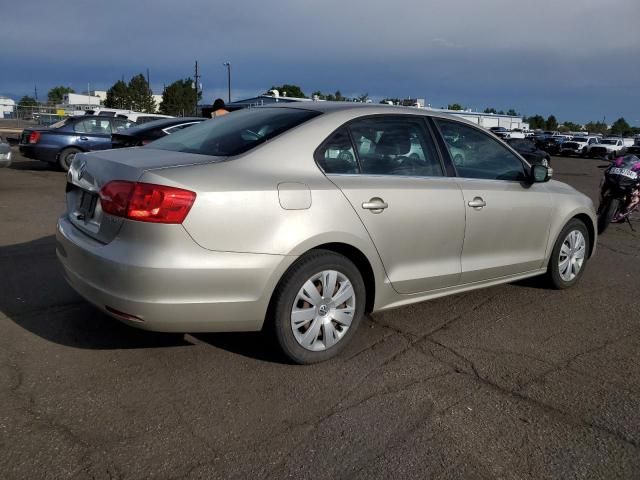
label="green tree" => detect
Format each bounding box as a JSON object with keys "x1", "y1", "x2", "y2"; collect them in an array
[
  {"x1": 128, "y1": 74, "x2": 156, "y2": 113},
  {"x1": 584, "y1": 121, "x2": 608, "y2": 135},
  {"x1": 506, "y1": 109, "x2": 518, "y2": 116},
  {"x1": 483, "y1": 107, "x2": 497, "y2": 114},
  {"x1": 545, "y1": 115, "x2": 558, "y2": 131},
  {"x1": 160, "y1": 78, "x2": 201, "y2": 116},
  {"x1": 562, "y1": 121, "x2": 583, "y2": 132},
  {"x1": 104, "y1": 80, "x2": 130, "y2": 109},
  {"x1": 47, "y1": 86, "x2": 75, "y2": 105},
  {"x1": 524, "y1": 114, "x2": 545, "y2": 130},
  {"x1": 447, "y1": 103, "x2": 464, "y2": 111},
  {"x1": 610, "y1": 117, "x2": 631, "y2": 136},
  {"x1": 269, "y1": 84, "x2": 306, "y2": 98},
  {"x1": 18, "y1": 95, "x2": 38, "y2": 107}
]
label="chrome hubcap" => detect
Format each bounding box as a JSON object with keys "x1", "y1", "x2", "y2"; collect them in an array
[
  {"x1": 559, "y1": 230, "x2": 586, "y2": 282},
  {"x1": 290, "y1": 270, "x2": 356, "y2": 352}
]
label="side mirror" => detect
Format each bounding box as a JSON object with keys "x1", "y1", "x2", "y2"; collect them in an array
[{"x1": 531, "y1": 163, "x2": 551, "y2": 182}]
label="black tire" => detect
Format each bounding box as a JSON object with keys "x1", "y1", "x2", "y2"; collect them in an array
[
  {"x1": 545, "y1": 219, "x2": 590, "y2": 290},
  {"x1": 597, "y1": 197, "x2": 620, "y2": 234},
  {"x1": 269, "y1": 250, "x2": 366, "y2": 364},
  {"x1": 58, "y1": 147, "x2": 81, "y2": 171}
]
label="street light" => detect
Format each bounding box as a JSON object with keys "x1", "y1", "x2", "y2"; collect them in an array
[{"x1": 223, "y1": 62, "x2": 231, "y2": 104}]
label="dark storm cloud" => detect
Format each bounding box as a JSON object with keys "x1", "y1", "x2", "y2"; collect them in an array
[{"x1": 2, "y1": 0, "x2": 639, "y2": 122}]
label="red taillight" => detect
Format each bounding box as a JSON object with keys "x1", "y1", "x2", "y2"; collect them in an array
[
  {"x1": 99, "y1": 181, "x2": 196, "y2": 224},
  {"x1": 29, "y1": 131, "x2": 41, "y2": 144}
]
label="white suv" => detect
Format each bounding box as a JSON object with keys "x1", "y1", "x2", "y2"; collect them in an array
[{"x1": 559, "y1": 136, "x2": 600, "y2": 157}]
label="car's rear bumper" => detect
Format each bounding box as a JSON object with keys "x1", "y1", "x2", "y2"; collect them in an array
[
  {"x1": 56, "y1": 215, "x2": 296, "y2": 332},
  {"x1": 19, "y1": 144, "x2": 58, "y2": 162}
]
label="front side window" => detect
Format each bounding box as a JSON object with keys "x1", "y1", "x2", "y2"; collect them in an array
[
  {"x1": 348, "y1": 116, "x2": 443, "y2": 177},
  {"x1": 149, "y1": 108, "x2": 321, "y2": 157},
  {"x1": 436, "y1": 119, "x2": 526, "y2": 181},
  {"x1": 316, "y1": 127, "x2": 358, "y2": 174}
]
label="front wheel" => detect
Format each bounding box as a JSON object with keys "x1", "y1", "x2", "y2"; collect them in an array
[
  {"x1": 597, "y1": 197, "x2": 620, "y2": 234},
  {"x1": 545, "y1": 219, "x2": 590, "y2": 289},
  {"x1": 270, "y1": 250, "x2": 366, "y2": 364}
]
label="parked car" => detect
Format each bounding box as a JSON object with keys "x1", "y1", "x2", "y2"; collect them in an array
[
  {"x1": 0, "y1": 136, "x2": 11, "y2": 168},
  {"x1": 19, "y1": 115, "x2": 136, "y2": 170},
  {"x1": 506, "y1": 138, "x2": 551, "y2": 166},
  {"x1": 588, "y1": 138, "x2": 627, "y2": 159},
  {"x1": 624, "y1": 145, "x2": 640, "y2": 156},
  {"x1": 489, "y1": 126, "x2": 510, "y2": 139},
  {"x1": 85, "y1": 109, "x2": 173, "y2": 124},
  {"x1": 535, "y1": 137, "x2": 568, "y2": 156},
  {"x1": 559, "y1": 136, "x2": 600, "y2": 157},
  {"x1": 57, "y1": 105, "x2": 596, "y2": 364},
  {"x1": 508, "y1": 128, "x2": 525, "y2": 139},
  {"x1": 111, "y1": 117, "x2": 206, "y2": 148}
]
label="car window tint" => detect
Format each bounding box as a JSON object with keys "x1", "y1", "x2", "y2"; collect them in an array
[
  {"x1": 149, "y1": 108, "x2": 321, "y2": 157},
  {"x1": 348, "y1": 117, "x2": 442, "y2": 177},
  {"x1": 436, "y1": 119, "x2": 525, "y2": 181},
  {"x1": 74, "y1": 118, "x2": 112, "y2": 135},
  {"x1": 316, "y1": 127, "x2": 358, "y2": 174},
  {"x1": 111, "y1": 119, "x2": 136, "y2": 132}
]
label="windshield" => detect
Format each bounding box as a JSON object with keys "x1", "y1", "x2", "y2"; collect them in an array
[{"x1": 148, "y1": 108, "x2": 321, "y2": 156}]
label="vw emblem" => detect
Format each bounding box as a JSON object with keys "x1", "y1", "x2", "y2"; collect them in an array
[
  {"x1": 77, "y1": 160, "x2": 87, "y2": 180},
  {"x1": 318, "y1": 305, "x2": 328, "y2": 316}
]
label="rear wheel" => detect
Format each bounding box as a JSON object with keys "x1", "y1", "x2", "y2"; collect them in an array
[
  {"x1": 597, "y1": 197, "x2": 620, "y2": 234},
  {"x1": 58, "y1": 147, "x2": 81, "y2": 171},
  {"x1": 269, "y1": 250, "x2": 366, "y2": 364},
  {"x1": 545, "y1": 219, "x2": 590, "y2": 289}
]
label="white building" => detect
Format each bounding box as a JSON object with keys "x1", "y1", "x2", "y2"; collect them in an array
[
  {"x1": 63, "y1": 93, "x2": 101, "y2": 107},
  {"x1": 425, "y1": 107, "x2": 527, "y2": 130},
  {"x1": 0, "y1": 96, "x2": 16, "y2": 118},
  {"x1": 152, "y1": 94, "x2": 163, "y2": 112}
]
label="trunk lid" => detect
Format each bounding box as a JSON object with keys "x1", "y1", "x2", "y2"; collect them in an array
[{"x1": 65, "y1": 147, "x2": 222, "y2": 244}]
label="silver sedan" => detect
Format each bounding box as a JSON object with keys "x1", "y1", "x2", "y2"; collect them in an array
[{"x1": 57, "y1": 104, "x2": 596, "y2": 363}]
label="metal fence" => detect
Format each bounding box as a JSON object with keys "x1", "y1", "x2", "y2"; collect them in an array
[{"x1": 0, "y1": 105, "x2": 79, "y2": 129}]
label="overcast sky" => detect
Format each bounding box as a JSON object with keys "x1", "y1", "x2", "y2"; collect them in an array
[{"x1": 1, "y1": 0, "x2": 638, "y2": 123}]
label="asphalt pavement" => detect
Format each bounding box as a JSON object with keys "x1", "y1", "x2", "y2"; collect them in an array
[{"x1": 1, "y1": 151, "x2": 639, "y2": 479}]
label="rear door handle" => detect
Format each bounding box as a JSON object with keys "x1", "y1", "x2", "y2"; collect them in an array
[
  {"x1": 79, "y1": 137, "x2": 89, "y2": 141},
  {"x1": 467, "y1": 197, "x2": 486, "y2": 209},
  {"x1": 362, "y1": 197, "x2": 388, "y2": 213}
]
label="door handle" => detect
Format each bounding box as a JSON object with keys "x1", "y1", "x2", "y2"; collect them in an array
[
  {"x1": 467, "y1": 197, "x2": 486, "y2": 209},
  {"x1": 362, "y1": 197, "x2": 388, "y2": 213},
  {"x1": 79, "y1": 137, "x2": 89, "y2": 141}
]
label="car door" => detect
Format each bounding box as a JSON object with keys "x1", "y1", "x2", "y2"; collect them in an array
[
  {"x1": 317, "y1": 116, "x2": 465, "y2": 294},
  {"x1": 73, "y1": 117, "x2": 113, "y2": 151},
  {"x1": 434, "y1": 118, "x2": 553, "y2": 284}
]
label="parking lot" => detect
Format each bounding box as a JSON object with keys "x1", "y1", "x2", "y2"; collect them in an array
[{"x1": 1, "y1": 150, "x2": 639, "y2": 479}]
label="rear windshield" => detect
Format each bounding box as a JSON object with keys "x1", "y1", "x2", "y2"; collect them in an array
[{"x1": 147, "y1": 108, "x2": 320, "y2": 156}]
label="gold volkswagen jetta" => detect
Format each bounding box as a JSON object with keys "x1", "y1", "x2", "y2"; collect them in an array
[{"x1": 57, "y1": 104, "x2": 596, "y2": 363}]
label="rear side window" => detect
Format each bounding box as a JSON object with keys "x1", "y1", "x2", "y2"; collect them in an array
[
  {"x1": 316, "y1": 128, "x2": 358, "y2": 174},
  {"x1": 149, "y1": 108, "x2": 321, "y2": 157},
  {"x1": 74, "y1": 118, "x2": 112, "y2": 135},
  {"x1": 349, "y1": 116, "x2": 443, "y2": 177}
]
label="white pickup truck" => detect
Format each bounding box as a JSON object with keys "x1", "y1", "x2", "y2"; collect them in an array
[
  {"x1": 559, "y1": 136, "x2": 600, "y2": 157},
  {"x1": 587, "y1": 138, "x2": 627, "y2": 159}
]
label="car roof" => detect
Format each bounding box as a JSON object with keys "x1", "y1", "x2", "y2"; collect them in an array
[{"x1": 247, "y1": 102, "x2": 482, "y2": 124}]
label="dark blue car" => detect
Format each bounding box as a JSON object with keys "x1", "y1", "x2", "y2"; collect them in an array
[{"x1": 19, "y1": 115, "x2": 135, "y2": 170}]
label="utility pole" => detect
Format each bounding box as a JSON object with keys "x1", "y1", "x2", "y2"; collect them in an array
[
  {"x1": 194, "y1": 60, "x2": 201, "y2": 116},
  {"x1": 223, "y1": 61, "x2": 231, "y2": 103},
  {"x1": 146, "y1": 68, "x2": 151, "y2": 92},
  {"x1": 34, "y1": 85, "x2": 38, "y2": 102}
]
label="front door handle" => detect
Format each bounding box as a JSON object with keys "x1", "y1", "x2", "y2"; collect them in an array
[
  {"x1": 79, "y1": 137, "x2": 89, "y2": 141},
  {"x1": 468, "y1": 197, "x2": 486, "y2": 209},
  {"x1": 362, "y1": 197, "x2": 388, "y2": 213}
]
